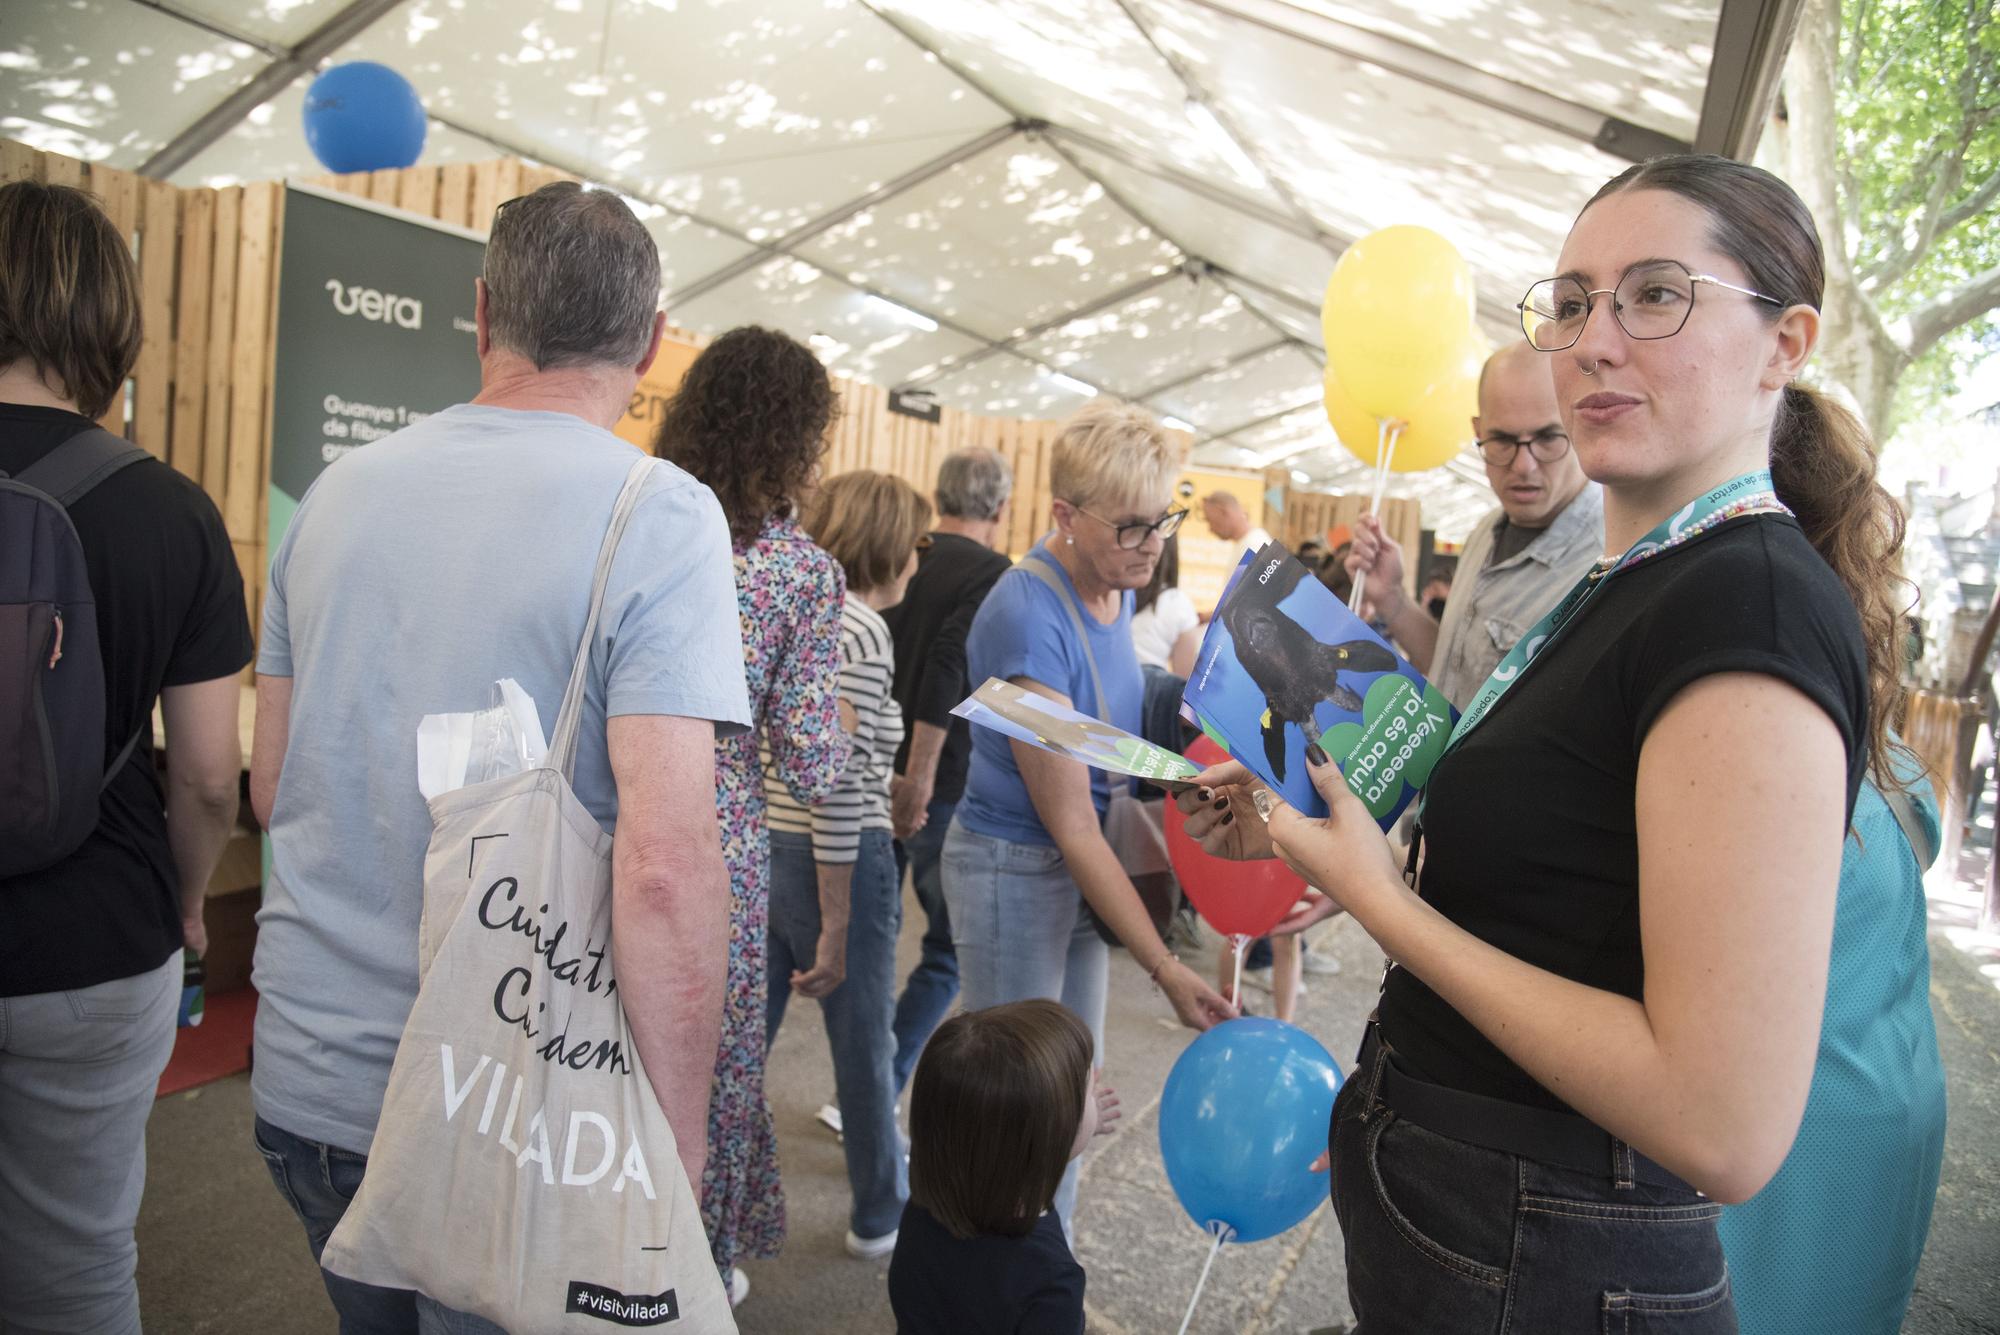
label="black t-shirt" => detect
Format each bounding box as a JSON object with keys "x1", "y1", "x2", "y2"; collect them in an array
[
  {"x1": 1489, "y1": 516, "x2": 1544, "y2": 566},
  {"x1": 884, "y1": 532, "x2": 1012, "y2": 805},
  {"x1": 1384, "y1": 515, "x2": 1868, "y2": 1110},
  {"x1": 0, "y1": 405, "x2": 254, "y2": 996},
  {"x1": 888, "y1": 1202, "x2": 1085, "y2": 1335}
]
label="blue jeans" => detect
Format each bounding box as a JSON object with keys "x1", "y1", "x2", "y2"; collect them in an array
[
  {"x1": 1329, "y1": 1034, "x2": 1736, "y2": 1333},
  {"x1": 766, "y1": 827, "x2": 908, "y2": 1240},
  {"x1": 891, "y1": 796, "x2": 960, "y2": 1093},
  {"x1": 252, "y1": 1116, "x2": 503, "y2": 1335},
  {"x1": 940, "y1": 819, "x2": 1107, "y2": 1234}
]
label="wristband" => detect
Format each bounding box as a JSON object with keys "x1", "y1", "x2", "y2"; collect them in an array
[{"x1": 1148, "y1": 952, "x2": 1177, "y2": 986}]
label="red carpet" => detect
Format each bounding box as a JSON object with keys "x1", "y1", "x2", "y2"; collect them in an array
[{"x1": 158, "y1": 988, "x2": 257, "y2": 1098}]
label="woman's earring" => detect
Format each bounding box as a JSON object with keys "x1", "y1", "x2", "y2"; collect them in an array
[{"x1": 1067, "y1": 536, "x2": 1074, "y2": 546}]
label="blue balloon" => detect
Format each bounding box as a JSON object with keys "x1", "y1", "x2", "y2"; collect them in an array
[
  {"x1": 1158, "y1": 1018, "x2": 1343, "y2": 1243},
  {"x1": 303, "y1": 62, "x2": 427, "y2": 174}
]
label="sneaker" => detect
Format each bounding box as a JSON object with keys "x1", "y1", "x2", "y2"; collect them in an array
[
  {"x1": 846, "y1": 1228, "x2": 899, "y2": 1261},
  {"x1": 727, "y1": 1267, "x2": 749, "y2": 1307},
  {"x1": 816, "y1": 1103, "x2": 844, "y2": 1137},
  {"x1": 1301, "y1": 945, "x2": 1342, "y2": 976}
]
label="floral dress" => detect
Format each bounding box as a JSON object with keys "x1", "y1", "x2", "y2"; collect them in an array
[{"x1": 701, "y1": 514, "x2": 849, "y2": 1275}]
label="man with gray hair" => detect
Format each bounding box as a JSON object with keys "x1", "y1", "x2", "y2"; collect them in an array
[
  {"x1": 883, "y1": 446, "x2": 1012, "y2": 1091},
  {"x1": 248, "y1": 182, "x2": 750, "y2": 1330}
]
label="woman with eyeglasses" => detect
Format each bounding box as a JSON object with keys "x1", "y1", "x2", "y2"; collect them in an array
[
  {"x1": 1177, "y1": 154, "x2": 1911, "y2": 1329},
  {"x1": 945, "y1": 401, "x2": 1238, "y2": 1239}
]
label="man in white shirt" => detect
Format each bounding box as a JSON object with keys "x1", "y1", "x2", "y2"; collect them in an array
[{"x1": 1201, "y1": 490, "x2": 1274, "y2": 564}]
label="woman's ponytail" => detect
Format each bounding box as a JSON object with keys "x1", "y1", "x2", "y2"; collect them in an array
[{"x1": 1769, "y1": 381, "x2": 1912, "y2": 788}]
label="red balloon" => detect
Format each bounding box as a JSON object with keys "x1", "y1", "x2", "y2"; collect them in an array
[{"x1": 1166, "y1": 736, "x2": 1307, "y2": 938}]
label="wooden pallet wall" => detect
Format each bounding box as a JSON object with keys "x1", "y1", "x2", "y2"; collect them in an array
[
  {"x1": 1272, "y1": 481, "x2": 1424, "y2": 597},
  {"x1": 1, "y1": 142, "x2": 284, "y2": 649}
]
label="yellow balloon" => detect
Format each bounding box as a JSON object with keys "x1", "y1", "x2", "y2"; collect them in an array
[
  {"x1": 1322, "y1": 225, "x2": 1476, "y2": 419},
  {"x1": 1324, "y1": 329, "x2": 1487, "y2": 474},
  {"x1": 1321, "y1": 361, "x2": 1380, "y2": 462}
]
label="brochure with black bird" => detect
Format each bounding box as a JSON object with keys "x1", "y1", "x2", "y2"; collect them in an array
[{"x1": 1182, "y1": 541, "x2": 1459, "y2": 827}]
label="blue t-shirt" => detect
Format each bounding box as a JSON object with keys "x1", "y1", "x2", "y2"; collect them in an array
[
  {"x1": 956, "y1": 544, "x2": 1144, "y2": 848},
  {"x1": 252, "y1": 404, "x2": 752, "y2": 1154}
]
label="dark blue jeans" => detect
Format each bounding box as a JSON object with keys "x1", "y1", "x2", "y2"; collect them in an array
[
  {"x1": 252, "y1": 1116, "x2": 502, "y2": 1335},
  {"x1": 891, "y1": 797, "x2": 959, "y2": 1093},
  {"x1": 1329, "y1": 1037, "x2": 1736, "y2": 1333},
  {"x1": 766, "y1": 827, "x2": 908, "y2": 1240}
]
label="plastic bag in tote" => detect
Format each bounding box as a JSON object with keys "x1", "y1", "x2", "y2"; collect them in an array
[{"x1": 321, "y1": 458, "x2": 736, "y2": 1332}]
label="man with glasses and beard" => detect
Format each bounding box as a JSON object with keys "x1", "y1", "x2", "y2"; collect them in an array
[{"x1": 1345, "y1": 341, "x2": 1603, "y2": 710}]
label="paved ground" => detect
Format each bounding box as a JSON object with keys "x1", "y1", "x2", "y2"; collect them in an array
[{"x1": 134, "y1": 847, "x2": 2000, "y2": 1333}]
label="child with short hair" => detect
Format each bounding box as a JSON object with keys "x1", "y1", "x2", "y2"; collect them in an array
[{"x1": 888, "y1": 1000, "x2": 1119, "y2": 1334}]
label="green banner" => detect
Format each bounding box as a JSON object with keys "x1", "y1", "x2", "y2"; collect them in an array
[{"x1": 267, "y1": 185, "x2": 486, "y2": 550}]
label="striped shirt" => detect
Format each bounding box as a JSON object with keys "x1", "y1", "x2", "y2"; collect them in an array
[{"x1": 765, "y1": 595, "x2": 902, "y2": 864}]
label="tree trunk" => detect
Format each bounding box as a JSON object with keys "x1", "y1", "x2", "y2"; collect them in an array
[{"x1": 1784, "y1": 0, "x2": 1908, "y2": 435}]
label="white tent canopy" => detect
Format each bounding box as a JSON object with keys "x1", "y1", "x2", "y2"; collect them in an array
[{"x1": 4, "y1": 0, "x2": 1798, "y2": 539}]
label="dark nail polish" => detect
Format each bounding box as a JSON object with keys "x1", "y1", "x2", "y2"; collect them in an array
[
  {"x1": 1212, "y1": 797, "x2": 1229, "y2": 811},
  {"x1": 1221, "y1": 811, "x2": 1234, "y2": 826},
  {"x1": 1197, "y1": 787, "x2": 1213, "y2": 803},
  {"x1": 1306, "y1": 742, "x2": 1330, "y2": 768}
]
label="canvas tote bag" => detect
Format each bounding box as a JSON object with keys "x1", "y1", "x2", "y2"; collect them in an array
[{"x1": 322, "y1": 458, "x2": 735, "y2": 1332}]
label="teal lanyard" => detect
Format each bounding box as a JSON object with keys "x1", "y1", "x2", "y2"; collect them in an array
[{"x1": 1436, "y1": 470, "x2": 1791, "y2": 771}]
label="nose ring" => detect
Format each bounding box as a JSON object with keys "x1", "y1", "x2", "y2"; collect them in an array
[{"x1": 1579, "y1": 360, "x2": 1599, "y2": 376}]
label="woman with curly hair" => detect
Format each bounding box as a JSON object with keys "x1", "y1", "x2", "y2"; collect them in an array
[{"x1": 654, "y1": 325, "x2": 850, "y2": 1306}]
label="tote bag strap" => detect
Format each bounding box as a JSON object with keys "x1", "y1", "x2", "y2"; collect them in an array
[
  {"x1": 1880, "y1": 781, "x2": 1937, "y2": 872},
  {"x1": 1019, "y1": 553, "x2": 1132, "y2": 799},
  {"x1": 548, "y1": 456, "x2": 660, "y2": 780}
]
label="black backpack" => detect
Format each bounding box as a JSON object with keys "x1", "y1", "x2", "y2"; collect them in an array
[{"x1": 0, "y1": 426, "x2": 151, "y2": 877}]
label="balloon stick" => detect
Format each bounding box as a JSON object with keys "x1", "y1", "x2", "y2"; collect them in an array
[
  {"x1": 1349, "y1": 418, "x2": 1402, "y2": 613},
  {"x1": 1177, "y1": 1222, "x2": 1234, "y2": 1335},
  {"x1": 1229, "y1": 933, "x2": 1250, "y2": 1010}
]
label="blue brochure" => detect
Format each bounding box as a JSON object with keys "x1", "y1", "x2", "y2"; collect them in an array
[{"x1": 1182, "y1": 542, "x2": 1458, "y2": 826}]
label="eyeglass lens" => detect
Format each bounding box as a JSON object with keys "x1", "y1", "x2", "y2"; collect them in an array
[
  {"x1": 1115, "y1": 508, "x2": 1187, "y2": 549},
  {"x1": 1520, "y1": 261, "x2": 1697, "y2": 351},
  {"x1": 1477, "y1": 431, "x2": 1570, "y2": 465}
]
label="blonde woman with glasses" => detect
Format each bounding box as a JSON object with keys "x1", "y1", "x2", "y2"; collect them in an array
[{"x1": 944, "y1": 402, "x2": 1237, "y2": 1240}]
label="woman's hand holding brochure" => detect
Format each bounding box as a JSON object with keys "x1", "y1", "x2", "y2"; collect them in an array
[{"x1": 1174, "y1": 752, "x2": 1407, "y2": 934}]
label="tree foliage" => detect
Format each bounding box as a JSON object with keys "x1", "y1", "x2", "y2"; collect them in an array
[{"x1": 1782, "y1": 0, "x2": 2000, "y2": 435}]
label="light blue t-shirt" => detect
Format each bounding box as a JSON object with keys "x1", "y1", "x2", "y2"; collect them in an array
[
  {"x1": 957, "y1": 544, "x2": 1144, "y2": 848},
  {"x1": 251, "y1": 403, "x2": 751, "y2": 1154}
]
